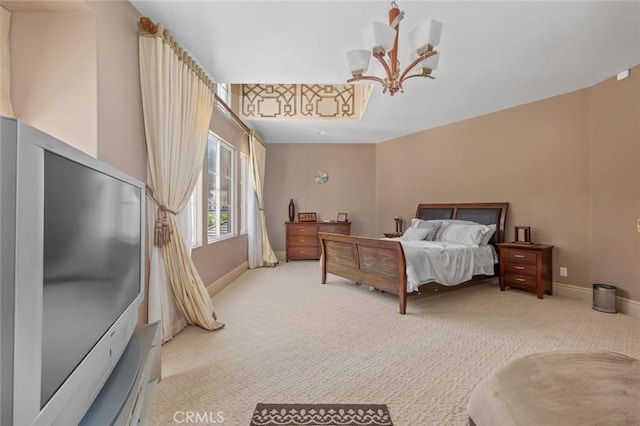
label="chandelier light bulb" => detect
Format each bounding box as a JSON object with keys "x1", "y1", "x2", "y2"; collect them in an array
[
  {"x1": 363, "y1": 22, "x2": 396, "y2": 56},
  {"x1": 408, "y1": 19, "x2": 443, "y2": 55}
]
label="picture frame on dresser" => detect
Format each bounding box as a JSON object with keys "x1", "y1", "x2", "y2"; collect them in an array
[
  {"x1": 298, "y1": 212, "x2": 317, "y2": 222},
  {"x1": 337, "y1": 213, "x2": 348, "y2": 222}
]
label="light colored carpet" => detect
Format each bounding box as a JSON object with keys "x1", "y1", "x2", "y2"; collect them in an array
[{"x1": 150, "y1": 261, "x2": 640, "y2": 426}]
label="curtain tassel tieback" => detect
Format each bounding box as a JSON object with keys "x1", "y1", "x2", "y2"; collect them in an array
[{"x1": 153, "y1": 205, "x2": 177, "y2": 247}]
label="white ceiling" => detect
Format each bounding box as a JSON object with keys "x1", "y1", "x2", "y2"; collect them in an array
[{"x1": 130, "y1": 1, "x2": 640, "y2": 144}]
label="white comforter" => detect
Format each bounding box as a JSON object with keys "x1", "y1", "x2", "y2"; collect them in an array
[{"x1": 389, "y1": 239, "x2": 498, "y2": 292}]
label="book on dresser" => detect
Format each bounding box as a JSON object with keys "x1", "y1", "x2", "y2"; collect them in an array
[{"x1": 285, "y1": 221, "x2": 351, "y2": 261}]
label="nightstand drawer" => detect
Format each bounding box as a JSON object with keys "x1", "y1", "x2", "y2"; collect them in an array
[
  {"x1": 504, "y1": 273, "x2": 537, "y2": 289},
  {"x1": 288, "y1": 236, "x2": 318, "y2": 247},
  {"x1": 504, "y1": 262, "x2": 537, "y2": 276},
  {"x1": 319, "y1": 224, "x2": 349, "y2": 234},
  {"x1": 503, "y1": 249, "x2": 537, "y2": 264}
]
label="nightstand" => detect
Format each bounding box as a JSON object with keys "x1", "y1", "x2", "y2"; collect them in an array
[{"x1": 497, "y1": 243, "x2": 554, "y2": 299}]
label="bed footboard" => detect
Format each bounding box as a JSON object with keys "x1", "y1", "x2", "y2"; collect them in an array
[{"x1": 318, "y1": 232, "x2": 408, "y2": 314}]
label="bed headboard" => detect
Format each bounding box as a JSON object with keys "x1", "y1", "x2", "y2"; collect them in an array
[{"x1": 414, "y1": 203, "x2": 509, "y2": 244}]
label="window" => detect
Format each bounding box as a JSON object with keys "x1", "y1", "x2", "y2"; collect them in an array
[
  {"x1": 207, "y1": 133, "x2": 235, "y2": 242},
  {"x1": 188, "y1": 172, "x2": 203, "y2": 248},
  {"x1": 216, "y1": 83, "x2": 230, "y2": 116},
  {"x1": 240, "y1": 153, "x2": 249, "y2": 234}
]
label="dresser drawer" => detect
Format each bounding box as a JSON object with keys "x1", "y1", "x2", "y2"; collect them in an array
[
  {"x1": 503, "y1": 249, "x2": 537, "y2": 264},
  {"x1": 504, "y1": 273, "x2": 537, "y2": 290},
  {"x1": 504, "y1": 262, "x2": 537, "y2": 276},
  {"x1": 288, "y1": 246, "x2": 319, "y2": 259},
  {"x1": 288, "y1": 235, "x2": 318, "y2": 247},
  {"x1": 288, "y1": 224, "x2": 318, "y2": 236},
  {"x1": 319, "y1": 224, "x2": 350, "y2": 234}
]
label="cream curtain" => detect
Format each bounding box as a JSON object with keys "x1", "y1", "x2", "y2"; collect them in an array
[
  {"x1": 247, "y1": 166, "x2": 262, "y2": 268},
  {"x1": 0, "y1": 6, "x2": 15, "y2": 117},
  {"x1": 138, "y1": 20, "x2": 222, "y2": 342},
  {"x1": 146, "y1": 198, "x2": 189, "y2": 341},
  {"x1": 248, "y1": 130, "x2": 278, "y2": 268}
]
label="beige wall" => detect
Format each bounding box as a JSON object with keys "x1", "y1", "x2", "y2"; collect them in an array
[
  {"x1": 377, "y1": 90, "x2": 591, "y2": 287},
  {"x1": 264, "y1": 143, "x2": 377, "y2": 253},
  {"x1": 191, "y1": 106, "x2": 250, "y2": 287},
  {"x1": 588, "y1": 68, "x2": 640, "y2": 300},
  {"x1": 87, "y1": 0, "x2": 146, "y2": 182},
  {"x1": 10, "y1": 9, "x2": 97, "y2": 156},
  {"x1": 7, "y1": 0, "x2": 144, "y2": 179}
]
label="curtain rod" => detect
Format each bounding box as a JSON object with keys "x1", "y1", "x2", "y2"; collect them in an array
[
  {"x1": 215, "y1": 93, "x2": 267, "y2": 148},
  {"x1": 214, "y1": 93, "x2": 249, "y2": 136}
]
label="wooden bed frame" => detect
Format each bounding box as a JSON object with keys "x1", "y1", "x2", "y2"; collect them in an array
[{"x1": 318, "y1": 203, "x2": 509, "y2": 314}]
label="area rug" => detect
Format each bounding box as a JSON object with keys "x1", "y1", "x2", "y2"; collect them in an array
[{"x1": 250, "y1": 403, "x2": 393, "y2": 426}]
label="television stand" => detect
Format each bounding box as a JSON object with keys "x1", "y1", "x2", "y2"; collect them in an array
[{"x1": 80, "y1": 322, "x2": 160, "y2": 425}]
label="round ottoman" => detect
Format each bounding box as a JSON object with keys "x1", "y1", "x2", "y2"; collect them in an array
[{"x1": 467, "y1": 350, "x2": 640, "y2": 426}]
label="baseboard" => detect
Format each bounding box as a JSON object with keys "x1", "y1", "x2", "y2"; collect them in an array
[
  {"x1": 553, "y1": 283, "x2": 592, "y2": 303},
  {"x1": 206, "y1": 261, "x2": 248, "y2": 298},
  {"x1": 618, "y1": 297, "x2": 640, "y2": 320},
  {"x1": 554, "y1": 282, "x2": 640, "y2": 319}
]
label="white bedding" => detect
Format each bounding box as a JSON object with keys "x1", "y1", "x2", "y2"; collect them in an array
[{"x1": 388, "y1": 238, "x2": 498, "y2": 292}]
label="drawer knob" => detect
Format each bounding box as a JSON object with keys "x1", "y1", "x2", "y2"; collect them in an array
[
  {"x1": 515, "y1": 278, "x2": 525, "y2": 282},
  {"x1": 514, "y1": 254, "x2": 525, "y2": 258},
  {"x1": 514, "y1": 266, "x2": 525, "y2": 270}
]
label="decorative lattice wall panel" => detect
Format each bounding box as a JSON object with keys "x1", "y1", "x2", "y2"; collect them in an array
[{"x1": 240, "y1": 84, "x2": 371, "y2": 120}]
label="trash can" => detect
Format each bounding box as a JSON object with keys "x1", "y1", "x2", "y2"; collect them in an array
[{"x1": 592, "y1": 284, "x2": 617, "y2": 313}]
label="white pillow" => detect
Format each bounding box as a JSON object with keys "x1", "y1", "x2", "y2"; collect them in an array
[
  {"x1": 423, "y1": 227, "x2": 439, "y2": 241},
  {"x1": 401, "y1": 226, "x2": 431, "y2": 241},
  {"x1": 434, "y1": 219, "x2": 478, "y2": 240},
  {"x1": 410, "y1": 219, "x2": 441, "y2": 241},
  {"x1": 479, "y1": 224, "x2": 497, "y2": 245},
  {"x1": 411, "y1": 218, "x2": 442, "y2": 229},
  {"x1": 438, "y1": 223, "x2": 490, "y2": 246}
]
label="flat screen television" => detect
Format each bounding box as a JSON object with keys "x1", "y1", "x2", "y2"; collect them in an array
[{"x1": 1, "y1": 117, "x2": 145, "y2": 425}]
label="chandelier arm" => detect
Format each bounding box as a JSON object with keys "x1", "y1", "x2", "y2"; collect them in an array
[
  {"x1": 346, "y1": 75, "x2": 386, "y2": 85},
  {"x1": 401, "y1": 74, "x2": 436, "y2": 84},
  {"x1": 347, "y1": 75, "x2": 388, "y2": 92},
  {"x1": 373, "y1": 52, "x2": 393, "y2": 81},
  {"x1": 398, "y1": 50, "x2": 438, "y2": 84}
]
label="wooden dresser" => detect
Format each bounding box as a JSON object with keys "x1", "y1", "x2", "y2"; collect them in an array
[
  {"x1": 497, "y1": 242, "x2": 554, "y2": 299},
  {"x1": 285, "y1": 221, "x2": 351, "y2": 261}
]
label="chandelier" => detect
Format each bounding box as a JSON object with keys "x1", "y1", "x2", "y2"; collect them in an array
[{"x1": 344, "y1": 1, "x2": 442, "y2": 96}]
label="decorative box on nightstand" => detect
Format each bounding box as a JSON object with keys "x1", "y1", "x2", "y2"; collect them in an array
[
  {"x1": 497, "y1": 242, "x2": 554, "y2": 299},
  {"x1": 383, "y1": 232, "x2": 403, "y2": 238}
]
